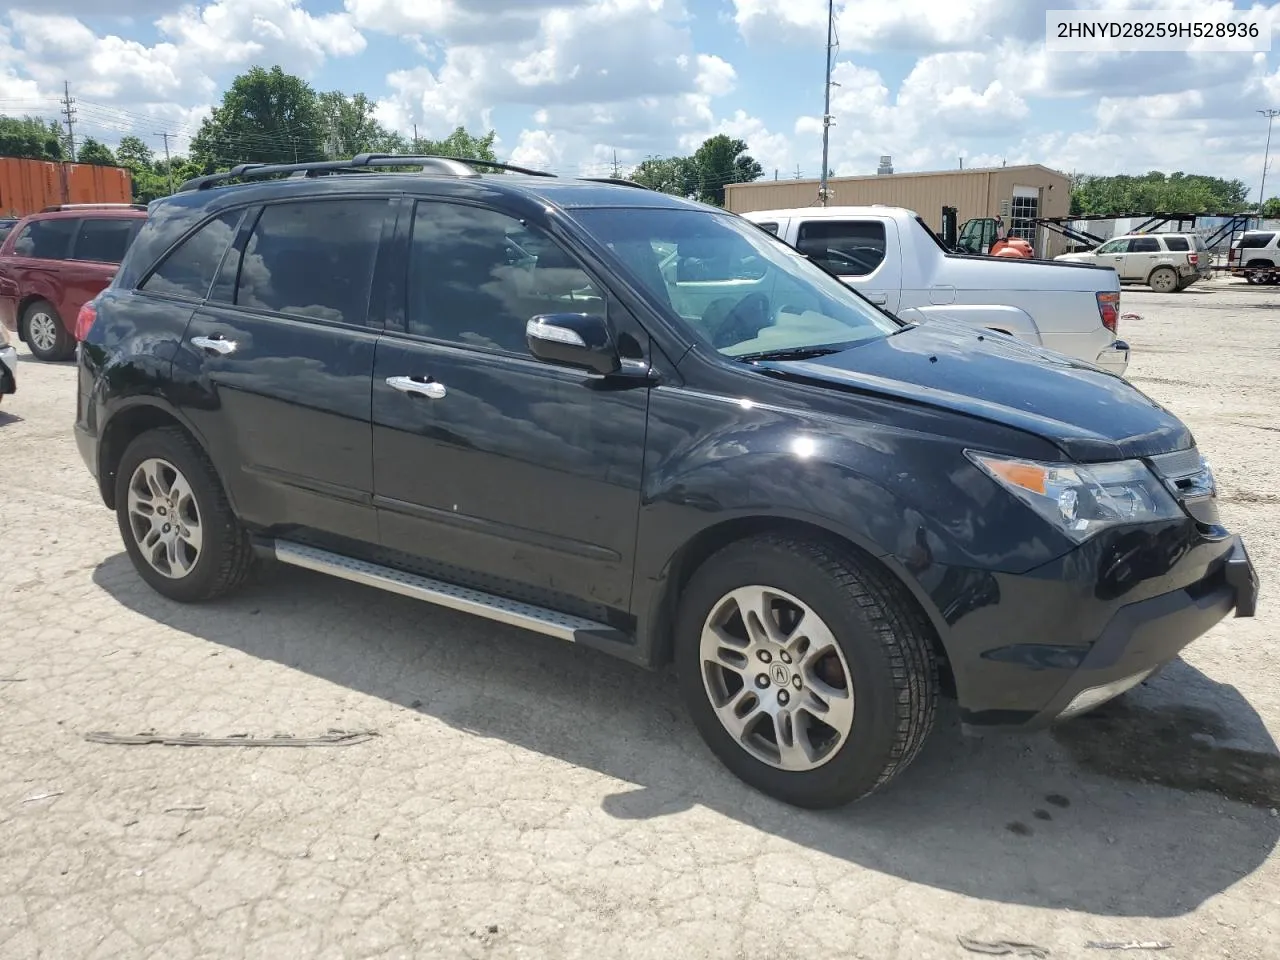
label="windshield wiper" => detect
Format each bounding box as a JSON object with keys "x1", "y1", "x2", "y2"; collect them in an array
[{"x1": 734, "y1": 345, "x2": 849, "y2": 363}]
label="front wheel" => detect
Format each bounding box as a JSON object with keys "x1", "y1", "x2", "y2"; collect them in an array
[
  {"x1": 21, "y1": 300, "x2": 75, "y2": 361},
  {"x1": 675, "y1": 535, "x2": 939, "y2": 809}
]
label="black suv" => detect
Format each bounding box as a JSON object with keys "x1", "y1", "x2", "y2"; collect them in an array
[{"x1": 74, "y1": 154, "x2": 1258, "y2": 808}]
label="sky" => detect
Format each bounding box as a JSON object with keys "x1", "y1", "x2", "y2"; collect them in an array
[{"x1": 3, "y1": 0, "x2": 1280, "y2": 198}]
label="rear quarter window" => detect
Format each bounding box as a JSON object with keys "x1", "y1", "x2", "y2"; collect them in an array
[
  {"x1": 1239, "y1": 233, "x2": 1276, "y2": 249},
  {"x1": 72, "y1": 218, "x2": 139, "y2": 264},
  {"x1": 1161, "y1": 236, "x2": 1190, "y2": 251}
]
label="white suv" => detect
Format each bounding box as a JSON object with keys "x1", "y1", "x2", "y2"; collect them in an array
[
  {"x1": 1227, "y1": 231, "x2": 1280, "y2": 284},
  {"x1": 1055, "y1": 232, "x2": 1212, "y2": 293}
]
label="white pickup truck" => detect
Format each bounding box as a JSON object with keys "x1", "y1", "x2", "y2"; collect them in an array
[{"x1": 740, "y1": 206, "x2": 1130, "y2": 375}]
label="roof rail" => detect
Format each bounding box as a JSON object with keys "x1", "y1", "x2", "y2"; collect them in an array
[
  {"x1": 41, "y1": 203, "x2": 148, "y2": 212},
  {"x1": 580, "y1": 177, "x2": 651, "y2": 191},
  {"x1": 177, "y1": 153, "x2": 558, "y2": 193}
]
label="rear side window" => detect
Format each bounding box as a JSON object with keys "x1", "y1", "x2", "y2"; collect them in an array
[
  {"x1": 1129, "y1": 237, "x2": 1160, "y2": 253},
  {"x1": 11, "y1": 218, "x2": 77, "y2": 260},
  {"x1": 0, "y1": 222, "x2": 16, "y2": 243},
  {"x1": 795, "y1": 220, "x2": 886, "y2": 276},
  {"x1": 72, "y1": 218, "x2": 138, "y2": 264},
  {"x1": 755, "y1": 221, "x2": 779, "y2": 236},
  {"x1": 233, "y1": 199, "x2": 387, "y2": 325},
  {"x1": 141, "y1": 210, "x2": 243, "y2": 300},
  {"x1": 1240, "y1": 233, "x2": 1275, "y2": 248},
  {"x1": 1162, "y1": 236, "x2": 1190, "y2": 251}
]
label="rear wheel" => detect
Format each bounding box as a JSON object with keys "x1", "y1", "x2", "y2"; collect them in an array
[
  {"x1": 1147, "y1": 267, "x2": 1180, "y2": 293},
  {"x1": 21, "y1": 300, "x2": 75, "y2": 361},
  {"x1": 115, "y1": 427, "x2": 254, "y2": 603},
  {"x1": 675, "y1": 534, "x2": 939, "y2": 809}
]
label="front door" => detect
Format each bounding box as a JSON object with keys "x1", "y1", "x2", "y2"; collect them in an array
[
  {"x1": 791, "y1": 216, "x2": 902, "y2": 312},
  {"x1": 371, "y1": 198, "x2": 650, "y2": 613},
  {"x1": 1122, "y1": 236, "x2": 1162, "y2": 281},
  {"x1": 177, "y1": 196, "x2": 394, "y2": 544}
]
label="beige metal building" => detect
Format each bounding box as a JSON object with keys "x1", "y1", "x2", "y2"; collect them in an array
[{"x1": 724, "y1": 163, "x2": 1074, "y2": 257}]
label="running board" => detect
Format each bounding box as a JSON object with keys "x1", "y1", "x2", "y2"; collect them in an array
[{"x1": 269, "y1": 540, "x2": 624, "y2": 644}]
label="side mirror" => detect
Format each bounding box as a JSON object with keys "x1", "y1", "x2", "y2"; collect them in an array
[{"x1": 526, "y1": 313, "x2": 620, "y2": 376}]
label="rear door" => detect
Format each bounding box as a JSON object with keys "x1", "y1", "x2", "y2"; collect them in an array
[
  {"x1": 177, "y1": 196, "x2": 393, "y2": 545},
  {"x1": 792, "y1": 217, "x2": 901, "y2": 311},
  {"x1": 63, "y1": 216, "x2": 140, "y2": 330}
]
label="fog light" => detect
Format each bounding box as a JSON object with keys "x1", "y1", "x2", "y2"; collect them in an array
[{"x1": 1058, "y1": 667, "x2": 1156, "y2": 720}]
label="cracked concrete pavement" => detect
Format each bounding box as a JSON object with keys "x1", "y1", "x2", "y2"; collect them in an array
[{"x1": 1, "y1": 279, "x2": 1278, "y2": 959}]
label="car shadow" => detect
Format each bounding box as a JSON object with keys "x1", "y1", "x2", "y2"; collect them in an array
[
  {"x1": 92, "y1": 553, "x2": 1280, "y2": 918},
  {"x1": 0, "y1": 409, "x2": 22, "y2": 426}
]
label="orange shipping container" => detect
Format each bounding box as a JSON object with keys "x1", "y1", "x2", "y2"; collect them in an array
[{"x1": 0, "y1": 156, "x2": 133, "y2": 218}]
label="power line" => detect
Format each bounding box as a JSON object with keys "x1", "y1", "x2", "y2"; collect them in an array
[{"x1": 60, "y1": 81, "x2": 77, "y2": 162}]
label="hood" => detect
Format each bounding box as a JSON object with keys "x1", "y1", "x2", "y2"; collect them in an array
[{"x1": 757, "y1": 320, "x2": 1192, "y2": 462}]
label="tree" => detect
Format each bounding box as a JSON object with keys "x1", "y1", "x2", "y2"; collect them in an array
[
  {"x1": 318, "y1": 90, "x2": 386, "y2": 158},
  {"x1": 687, "y1": 134, "x2": 763, "y2": 206},
  {"x1": 411, "y1": 126, "x2": 498, "y2": 163},
  {"x1": 1070, "y1": 171, "x2": 1250, "y2": 216},
  {"x1": 630, "y1": 155, "x2": 694, "y2": 196},
  {"x1": 190, "y1": 65, "x2": 326, "y2": 171},
  {"x1": 1261, "y1": 197, "x2": 1280, "y2": 219},
  {"x1": 0, "y1": 115, "x2": 64, "y2": 160},
  {"x1": 115, "y1": 136, "x2": 154, "y2": 172},
  {"x1": 77, "y1": 138, "x2": 117, "y2": 166}
]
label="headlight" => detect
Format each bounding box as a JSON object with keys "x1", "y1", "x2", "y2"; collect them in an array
[{"x1": 966, "y1": 451, "x2": 1183, "y2": 542}]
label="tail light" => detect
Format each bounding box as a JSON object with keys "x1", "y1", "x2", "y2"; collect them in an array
[
  {"x1": 1187, "y1": 252, "x2": 1199, "y2": 266},
  {"x1": 1096, "y1": 291, "x2": 1120, "y2": 333},
  {"x1": 74, "y1": 301, "x2": 97, "y2": 342}
]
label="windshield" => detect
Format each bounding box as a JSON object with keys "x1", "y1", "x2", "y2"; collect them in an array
[{"x1": 571, "y1": 207, "x2": 900, "y2": 358}]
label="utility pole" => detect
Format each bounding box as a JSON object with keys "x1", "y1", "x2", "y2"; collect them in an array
[
  {"x1": 1257, "y1": 109, "x2": 1279, "y2": 226},
  {"x1": 794, "y1": 164, "x2": 802, "y2": 180},
  {"x1": 60, "y1": 81, "x2": 77, "y2": 162},
  {"x1": 612, "y1": 150, "x2": 620, "y2": 178},
  {"x1": 413, "y1": 123, "x2": 418, "y2": 151},
  {"x1": 818, "y1": 0, "x2": 835, "y2": 206},
  {"x1": 155, "y1": 131, "x2": 174, "y2": 195}
]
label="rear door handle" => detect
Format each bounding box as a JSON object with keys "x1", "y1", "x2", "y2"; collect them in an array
[
  {"x1": 386, "y1": 375, "x2": 446, "y2": 399},
  {"x1": 191, "y1": 335, "x2": 237, "y2": 356},
  {"x1": 867, "y1": 293, "x2": 888, "y2": 305}
]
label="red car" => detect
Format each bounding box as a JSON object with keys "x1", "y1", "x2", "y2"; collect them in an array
[{"x1": 0, "y1": 204, "x2": 147, "y2": 361}]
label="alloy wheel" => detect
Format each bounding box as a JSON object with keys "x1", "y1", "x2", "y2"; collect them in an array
[
  {"x1": 699, "y1": 585, "x2": 855, "y2": 772},
  {"x1": 126, "y1": 457, "x2": 204, "y2": 579}
]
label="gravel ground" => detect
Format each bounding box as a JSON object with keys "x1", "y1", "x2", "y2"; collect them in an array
[{"x1": 1, "y1": 278, "x2": 1277, "y2": 960}]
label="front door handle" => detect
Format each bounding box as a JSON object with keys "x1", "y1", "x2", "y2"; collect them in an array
[
  {"x1": 191, "y1": 335, "x2": 237, "y2": 356},
  {"x1": 386, "y1": 375, "x2": 446, "y2": 399}
]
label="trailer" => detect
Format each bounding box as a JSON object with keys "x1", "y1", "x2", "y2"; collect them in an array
[{"x1": 0, "y1": 157, "x2": 133, "y2": 219}]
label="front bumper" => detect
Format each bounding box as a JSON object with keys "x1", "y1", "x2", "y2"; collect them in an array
[
  {"x1": 1092, "y1": 339, "x2": 1130, "y2": 376},
  {"x1": 936, "y1": 529, "x2": 1258, "y2": 732},
  {"x1": 0, "y1": 344, "x2": 16, "y2": 396}
]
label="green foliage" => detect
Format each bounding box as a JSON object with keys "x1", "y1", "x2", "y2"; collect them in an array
[
  {"x1": 77, "y1": 138, "x2": 117, "y2": 166},
  {"x1": 190, "y1": 65, "x2": 327, "y2": 171},
  {"x1": 319, "y1": 90, "x2": 386, "y2": 158},
  {"x1": 630, "y1": 155, "x2": 694, "y2": 196},
  {"x1": 628, "y1": 136, "x2": 764, "y2": 206},
  {"x1": 1261, "y1": 197, "x2": 1280, "y2": 218},
  {"x1": 0, "y1": 115, "x2": 65, "y2": 160},
  {"x1": 115, "y1": 136, "x2": 154, "y2": 172},
  {"x1": 411, "y1": 126, "x2": 498, "y2": 163},
  {"x1": 1070, "y1": 171, "x2": 1250, "y2": 216}
]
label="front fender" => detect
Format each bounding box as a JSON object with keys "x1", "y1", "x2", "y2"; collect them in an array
[{"x1": 899, "y1": 303, "x2": 1042, "y2": 344}]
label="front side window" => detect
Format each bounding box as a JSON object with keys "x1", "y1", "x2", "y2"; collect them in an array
[
  {"x1": 234, "y1": 199, "x2": 387, "y2": 325},
  {"x1": 12, "y1": 218, "x2": 77, "y2": 260},
  {"x1": 1095, "y1": 239, "x2": 1129, "y2": 254},
  {"x1": 795, "y1": 220, "x2": 887, "y2": 276},
  {"x1": 1161, "y1": 236, "x2": 1190, "y2": 252},
  {"x1": 406, "y1": 201, "x2": 604, "y2": 353},
  {"x1": 141, "y1": 210, "x2": 242, "y2": 300},
  {"x1": 1130, "y1": 237, "x2": 1160, "y2": 253},
  {"x1": 571, "y1": 206, "x2": 899, "y2": 358},
  {"x1": 72, "y1": 218, "x2": 138, "y2": 264}
]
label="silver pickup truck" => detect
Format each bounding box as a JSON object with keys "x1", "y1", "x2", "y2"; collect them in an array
[{"x1": 741, "y1": 206, "x2": 1130, "y2": 376}]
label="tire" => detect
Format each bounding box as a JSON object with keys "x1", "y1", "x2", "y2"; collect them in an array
[
  {"x1": 1147, "y1": 267, "x2": 1180, "y2": 293},
  {"x1": 21, "y1": 300, "x2": 75, "y2": 362},
  {"x1": 1246, "y1": 261, "x2": 1272, "y2": 285},
  {"x1": 114, "y1": 426, "x2": 254, "y2": 603},
  {"x1": 674, "y1": 534, "x2": 939, "y2": 809}
]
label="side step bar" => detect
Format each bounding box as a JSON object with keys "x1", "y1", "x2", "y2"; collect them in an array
[{"x1": 270, "y1": 540, "x2": 625, "y2": 645}]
